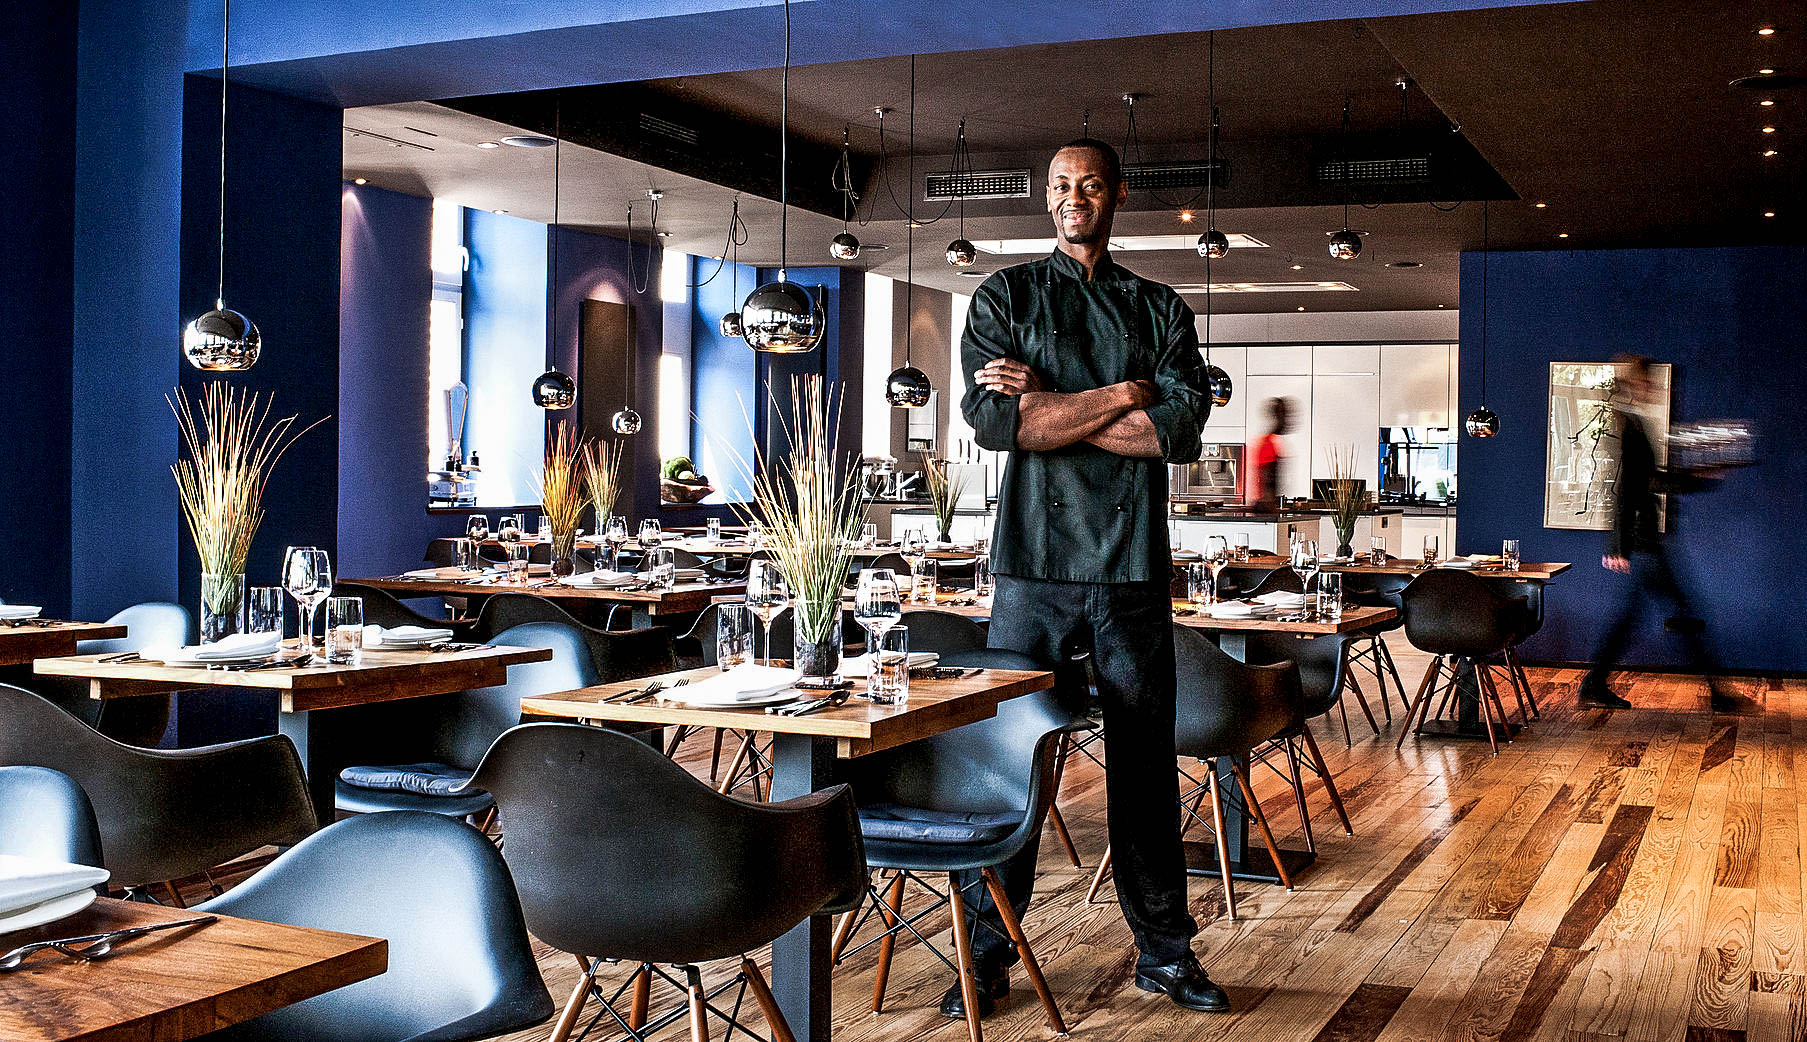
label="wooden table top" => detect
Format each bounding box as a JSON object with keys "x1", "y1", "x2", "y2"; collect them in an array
[
  {"x1": 1199, "y1": 554, "x2": 1572, "y2": 580},
  {"x1": 0, "y1": 622, "x2": 129, "y2": 668},
  {"x1": 522, "y1": 663, "x2": 1054, "y2": 758},
  {"x1": 851, "y1": 595, "x2": 1396, "y2": 635},
  {"x1": 348, "y1": 573, "x2": 743, "y2": 615},
  {"x1": 0, "y1": 897, "x2": 385, "y2": 1042},
  {"x1": 34, "y1": 640, "x2": 551, "y2": 713}
]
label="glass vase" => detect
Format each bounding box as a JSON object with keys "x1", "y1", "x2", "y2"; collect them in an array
[
  {"x1": 792, "y1": 610, "x2": 843, "y2": 680},
  {"x1": 550, "y1": 527, "x2": 579, "y2": 577},
  {"x1": 200, "y1": 571, "x2": 246, "y2": 644}
]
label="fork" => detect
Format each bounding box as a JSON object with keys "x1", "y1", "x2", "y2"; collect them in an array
[
  {"x1": 607, "y1": 680, "x2": 668, "y2": 704},
  {"x1": 0, "y1": 916, "x2": 216, "y2": 971}
]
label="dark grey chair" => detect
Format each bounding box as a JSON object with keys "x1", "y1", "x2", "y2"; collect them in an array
[
  {"x1": 333, "y1": 582, "x2": 477, "y2": 639},
  {"x1": 197, "y1": 811, "x2": 554, "y2": 1042},
  {"x1": 21, "y1": 601, "x2": 189, "y2": 745},
  {"x1": 470, "y1": 594, "x2": 676, "y2": 682},
  {"x1": 334, "y1": 622, "x2": 599, "y2": 820},
  {"x1": 1237, "y1": 631, "x2": 1359, "y2": 850},
  {"x1": 0, "y1": 765, "x2": 103, "y2": 869},
  {"x1": 1398, "y1": 570, "x2": 1527, "y2": 755},
  {"x1": 1340, "y1": 572, "x2": 1414, "y2": 721},
  {"x1": 0, "y1": 684, "x2": 315, "y2": 894},
  {"x1": 465, "y1": 723, "x2": 867, "y2": 1042},
  {"x1": 898, "y1": 610, "x2": 987, "y2": 655}
]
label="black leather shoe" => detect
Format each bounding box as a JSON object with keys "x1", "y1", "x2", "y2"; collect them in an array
[
  {"x1": 1577, "y1": 684, "x2": 1631, "y2": 709},
  {"x1": 939, "y1": 969, "x2": 1009, "y2": 1018},
  {"x1": 1135, "y1": 954, "x2": 1230, "y2": 1012}
]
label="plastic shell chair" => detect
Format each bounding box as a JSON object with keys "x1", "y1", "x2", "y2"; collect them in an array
[
  {"x1": 0, "y1": 765, "x2": 103, "y2": 868},
  {"x1": 24, "y1": 601, "x2": 190, "y2": 745},
  {"x1": 471, "y1": 594, "x2": 677, "y2": 682},
  {"x1": 334, "y1": 622, "x2": 599, "y2": 820},
  {"x1": 897, "y1": 610, "x2": 987, "y2": 655},
  {"x1": 465, "y1": 723, "x2": 867, "y2": 1042},
  {"x1": 333, "y1": 582, "x2": 479, "y2": 639},
  {"x1": 0, "y1": 684, "x2": 314, "y2": 895},
  {"x1": 834, "y1": 648, "x2": 1086, "y2": 1042},
  {"x1": 197, "y1": 811, "x2": 554, "y2": 1042},
  {"x1": 1339, "y1": 572, "x2": 1414, "y2": 722},
  {"x1": 1237, "y1": 631, "x2": 1359, "y2": 851},
  {"x1": 1398, "y1": 569, "x2": 1527, "y2": 755}
]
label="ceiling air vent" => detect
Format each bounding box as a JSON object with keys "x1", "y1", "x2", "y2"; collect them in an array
[
  {"x1": 924, "y1": 169, "x2": 1032, "y2": 201},
  {"x1": 638, "y1": 112, "x2": 699, "y2": 147},
  {"x1": 1124, "y1": 160, "x2": 1228, "y2": 192},
  {"x1": 1314, "y1": 155, "x2": 1432, "y2": 184}
]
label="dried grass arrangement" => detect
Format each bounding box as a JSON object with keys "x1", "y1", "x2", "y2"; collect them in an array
[
  {"x1": 1324, "y1": 444, "x2": 1367, "y2": 554},
  {"x1": 582, "y1": 437, "x2": 625, "y2": 531},
  {"x1": 537, "y1": 422, "x2": 587, "y2": 574},
  {"x1": 920, "y1": 455, "x2": 971, "y2": 542}
]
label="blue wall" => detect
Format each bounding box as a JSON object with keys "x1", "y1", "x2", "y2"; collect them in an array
[
  {"x1": 692, "y1": 259, "x2": 761, "y2": 503},
  {"x1": 0, "y1": 3, "x2": 76, "y2": 615},
  {"x1": 1456, "y1": 246, "x2": 1807, "y2": 673}
]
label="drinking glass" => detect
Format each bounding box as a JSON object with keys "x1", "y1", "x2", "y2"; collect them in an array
[
  {"x1": 1234, "y1": 533, "x2": 1251, "y2": 561},
  {"x1": 1422, "y1": 534, "x2": 1440, "y2": 566},
  {"x1": 747, "y1": 521, "x2": 765, "y2": 547},
  {"x1": 706, "y1": 517, "x2": 723, "y2": 543},
  {"x1": 247, "y1": 586, "x2": 284, "y2": 636},
  {"x1": 497, "y1": 515, "x2": 522, "y2": 555},
  {"x1": 1317, "y1": 572, "x2": 1344, "y2": 621},
  {"x1": 649, "y1": 547, "x2": 676, "y2": 588},
  {"x1": 912, "y1": 559, "x2": 939, "y2": 604},
  {"x1": 854, "y1": 569, "x2": 904, "y2": 695},
  {"x1": 506, "y1": 543, "x2": 530, "y2": 582},
  {"x1": 638, "y1": 519, "x2": 663, "y2": 549},
  {"x1": 716, "y1": 603, "x2": 753, "y2": 670},
  {"x1": 508, "y1": 513, "x2": 526, "y2": 535},
  {"x1": 1370, "y1": 536, "x2": 1387, "y2": 566},
  {"x1": 860, "y1": 523, "x2": 879, "y2": 548},
  {"x1": 1186, "y1": 562, "x2": 1212, "y2": 607},
  {"x1": 1204, "y1": 535, "x2": 1230, "y2": 604},
  {"x1": 869, "y1": 625, "x2": 911, "y2": 706},
  {"x1": 745, "y1": 560, "x2": 789, "y2": 666},
  {"x1": 973, "y1": 555, "x2": 993, "y2": 597},
  {"x1": 325, "y1": 596, "x2": 364, "y2": 665},
  {"x1": 453, "y1": 537, "x2": 477, "y2": 572},
  {"x1": 466, "y1": 514, "x2": 489, "y2": 547},
  {"x1": 536, "y1": 517, "x2": 552, "y2": 543},
  {"x1": 1502, "y1": 539, "x2": 1521, "y2": 572},
  {"x1": 1290, "y1": 539, "x2": 1320, "y2": 616},
  {"x1": 282, "y1": 546, "x2": 332, "y2": 650},
  {"x1": 603, "y1": 515, "x2": 629, "y2": 571},
  {"x1": 1290, "y1": 529, "x2": 1304, "y2": 553}
]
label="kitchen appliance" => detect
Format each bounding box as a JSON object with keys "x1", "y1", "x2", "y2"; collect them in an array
[
  {"x1": 1170, "y1": 443, "x2": 1243, "y2": 505},
  {"x1": 1379, "y1": 427, "x2": 1457, "y2": 502}
]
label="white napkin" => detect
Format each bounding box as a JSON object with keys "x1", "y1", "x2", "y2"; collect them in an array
[
  {"x1": 670, "y1": 664, "x2": 802, "y2": 706},
  {"x1": 362, "y1": 624, "x2": 453, "y2": 648},
  {"x1": 143, "y1": 630, "x2": 282, "y2": 663},
  {"x1": 841, "y1": 651, "x2": 940, "y2": 678},
  {"x1": 0, "y1": 605, "x2": 43, "y2": 620},
  {"x1": 0, "y1": 854, "x2": 108, "y2": 918},
  {"x1": 1438, "y1": 557, "x2": 1477, "y2": 569},
  {"x1": 673, "y1": 568, "x2": 707, "y2": 580},
  {"x1": 1205, "y1": 602, "x2": 1256, "y2": 618},
  {"x1": 1254, "y1": 591, "x2": 1306, "y2": 607},
  {"x1": 560, "y1": 570, "x2": 635, "y2": 587}
]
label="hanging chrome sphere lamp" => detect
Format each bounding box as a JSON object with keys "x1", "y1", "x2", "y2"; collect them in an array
[
  {"x1": 719, "y1": 198, "x2": 747, "y2": 337},
  {"x1": 1198, "y1": 38, "x2": 1233, "y2": 409},
  {"x1": 944, "y1": 119, "x2": 978, "y2": 268},
  {"x1": 829, "y1": 125, "x2": 862, "y2": 260},
  {"x1": 1465, "y1": 200, "x2": 1501, "y2": 438},
  {"x1": 887, "y1": 55, "x2": 933, "y2": 408},
  {"x1": 1196, "y1": 227, "x2": 1229, "y2": 260},
  {"x1": 532, "y1": 96, "x2": 577, "y2": 409},
  {"x1": 742, "y1": 0, "x2": 824, "y2": 353},
  {"x1": 611, "y1": 303, "x2": 644, "y2": 435},
  {"x1": 1328, "y1": 97, "x2": 1363, "y2": 261},
  {"x1": 183, "y1": 0, "x2": 261, "y2": 371}
]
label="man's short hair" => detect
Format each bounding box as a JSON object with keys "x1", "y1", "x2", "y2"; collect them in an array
[{"x1": 1054, "y1": 138, "x2": 1123, "y2": 189}]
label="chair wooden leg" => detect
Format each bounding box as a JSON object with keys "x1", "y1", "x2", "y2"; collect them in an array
[
  {"x1": 945, "y1": 873, "x2": 986, "y2": 1042},
  {"x1": 1345, "y1": 673, "x2": 1381, "y2": 736},
  {"x1": 1085, "y1": 845, "x2": 1114, "y2": 904},
  {"x1": 1378, "y1": 638, "x2": 1411, "y2": 716},
  {"x1": 629, "y1": 962, "x2": 652, "y2": 1030},
  {"x1": 162, "y1": 881, "x2": 187, "y2": 908},
  {"x1": 830, "y1": 908, "x2": 859, "y2": 964},
  {"x1": 686, "y1": 966, "x2": 711, "y2": 1042},
  {"x1": 1301, "y1": 729, "x2": 1354, "y2": 836},
  {"x1": 742, "y1": 957, "x2": 796, "y2": 1042},
  {"x1": 1232, "y1": 763, "x2": 1292, "y2": 890},
  {"x1": 1396, "y1": 656, "x2": 1443, "y2": 750},
  {"x1": 1506, "y1": 648, "x2": 1541, "y2": 719},
  {"x1": 1204, "y1": 766, "x2": 1237, "y2": 920},
  {"x1": 1471, "y1": 663, "x2": 1501, "y2": 756},
  {"x1": 1337, "y1": 698, "x2": 1353, "y2": 747},
  {"x1": 1481, "y1": 667, "x2": 1514, "y2": 743},
  {"x1": 981, "y1": 867, "x2": 1068, "y2": 1035},
  {"x1": 872, "y1": 873, "x2": 907, "y2": 1012},
  {"x1": 708, "y1": 728, "x2": 727, "y2": 785},
  {"x1": 718, "y1": 732, "x2": 755, "y2": 794},
  {"x1": 1283, "y1": 739, "x2": 1316, "y2": 853},
  {"x1": 1044, "y1": 735, "x2": 1081, "y2": 867},
  {"x1": 548, "y1": 957, "x2": 600, "y2": 1042}
]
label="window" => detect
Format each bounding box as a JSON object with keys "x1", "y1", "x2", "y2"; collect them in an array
[
  {"x1": 427, "y1": 199, "x2": 466, "y2": 471},
  {"x1": 862, "y1": 272, "x2": 894, "y2": 458}
]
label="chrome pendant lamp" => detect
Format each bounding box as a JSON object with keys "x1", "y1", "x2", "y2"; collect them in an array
[
  {"x1": 183, "y1": 0, "x2": 261, "y2": 371},
  {"x1": 830, "y1": 126, "x2": 862, "y2": 260},
  {"x1": 1327, "y1": 97, "x2": 1363, "y2": 261},
  {"x1": 532, "y1": 96, "x2": 577, "y2": 409},
  {"x1": 720, "y1": 198, "x2": 747, "y2": 337},
  {"x1": 742, "y1": 0, "x2": 824, "y2": 353},
  {"x1": 611, "y1": 303, "x2": 643, "y2": 435},
  {"x1": 1198, "y1": 35, "x2": 1232, "y2": 408},
  {"x1": 944, "y1": 120, "x2": 977, "y2": 267},
  {"x1": 1465, "y1": 200, "x2": 1500, "y2": 438},
  {"x1": 886, "y1": 55, "x2": 931, "y2": 408}
]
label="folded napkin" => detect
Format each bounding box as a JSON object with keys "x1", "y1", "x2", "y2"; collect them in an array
[
  {"x1": 559, "y1": 570, "x2": 635, "y2": 587},
  {"x1": 143, "y1": 630, "x2": 282, "y2": 663},
  {"x1": 1254, "y1": 591, "x2": 1306, "y2": 606},
  {"x1": 670, "y1": 664, "x2": 802, "y2": 706},
  {"x1": 0, "y1": 605, "x2": 44, "y2": 620},
  {"x1": 362, "y1": 624, "x2": 454, "y2": 648},
  {"x1": 1437, "y1": 557, "x2": 1477, "y2": 569},
  {"x1": 1205, "y1": 602, "x2": 1256, "y2": 618},
  {"x1": 841, "y1": 651, "x2": 940, "y2": 678},
  {"x1": 0, "y1": 854, "x2": 108, "y2": 918},
  {"x1": 1172, "y1": 550, "x2": 1201, "y2": 561}
]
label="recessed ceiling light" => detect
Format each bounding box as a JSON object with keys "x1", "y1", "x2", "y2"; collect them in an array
[
  {"x1": 1178, "y1": 211, "x2": 1195, "y2": 223},
  {"x1": 1386, "y1": 260, "x2": 1422, "y2": 268},
  {"x1": 476, "y1": 141, "x2": 501, "y2": 149},
  {"x1": 957, "y1": 270, "x2": 990, "y2": 278},
  {"x1": 500, "y1": 135, "x2": 555, "y2": 148},
  {"x1": 1297, "y1": 306, "x2": 1306, "y2": 311},
  {"x1": 1757, "y1": 26, "x2": 1776, "y2": 36},
  {"x1": 1558, "y1": 232, "x2": 1569, "y2": 238},
  {"x1": 906, "y1": 221, "x2": 924, "y2": 229},
  {"x1": 1764, "y1": 211, "x2": 1777, "y2": 218},
  {"x1": 492, "y1": 208, "x2": 508, "y2": 214},
  {"x1": 1534, "y1": 202, "x2": 1547, "y2": 208},
  {"x1": 1438, "y1": 303, "x2": 1446, "y2": 308},
  {"x1": 656, "y1": 230, "x2": 671, "y2": 238},
  {"x1": 1760, "y1": 68, "x2": 1777, "y2": 75},
  {"x1": 1763, "y1": 149, "x2": 1780, "y2": 156},
  {"x1": 352, "y1": 177, "x2": 367, "y2": 185},
  {"x1": 1762, "y1": 125, "x2": 1778, "y2": 133},
  {"x1": 1760, "y1": 99, "x2": 1777, "y2": 106}
]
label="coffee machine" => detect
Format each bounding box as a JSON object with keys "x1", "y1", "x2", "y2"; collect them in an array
[{"x1": 1169, "y1": 443, "x2": 1244, "y2": 506}]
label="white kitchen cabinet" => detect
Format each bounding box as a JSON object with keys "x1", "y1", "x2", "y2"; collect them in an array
[
  {"x1": 1309, "y1": 372, "x2": 1380, "y2": 489},
  {"x1": 1316, "y1": 512, "x2": 1404, "y2": 556},
  {"x1": 1246, "y1": 345, "x2": 1313, "y2": 375},
  {"x1": 1379, "y1": 344, "x2": 1455, "y2": 428},
  {"x1": 1198, "y1": 345, "x2": 1246, "y2": 438},
  {"x1": 1243, "y1": 374, "x2": 1313, "y2": 500},
  {"x1": 1400, "y1": 515, "x2": 1458, "y2": 562},
  {"x1": 1313, "y1": 344, "x2": 1380, "y2": 375}
]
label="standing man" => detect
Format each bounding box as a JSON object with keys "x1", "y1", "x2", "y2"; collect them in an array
[{"x1": 956, "y1": 138, "x2": 1225, "y2": 1015}]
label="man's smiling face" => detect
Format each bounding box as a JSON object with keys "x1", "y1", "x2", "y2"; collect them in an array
[{"x1": 1047, "y1": 146, "x2": 1126, "y2": 246}]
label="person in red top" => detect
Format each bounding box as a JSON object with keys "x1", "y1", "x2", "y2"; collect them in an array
[{"x1": 1247, "y1": 397, "x2": 1292, "y2": 511}]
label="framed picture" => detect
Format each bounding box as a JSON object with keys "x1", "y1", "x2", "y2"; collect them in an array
[{"x1": 1543, "y1": 361, "x2": 1671, "y2": 531}]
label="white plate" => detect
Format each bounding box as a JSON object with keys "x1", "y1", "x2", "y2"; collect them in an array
[
  {"x1": 670, "y1": 688, "x2": 803, "y2": 709},
  {"x1": 0, "y1": 887, "x2": 98, "y2": 936}
]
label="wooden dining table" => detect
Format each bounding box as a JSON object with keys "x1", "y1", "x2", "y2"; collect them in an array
[
  {"x1": 0, "y1": 897, "x2": 385, "y2": 1042},
  {"x1": 1211, "y1": 552, "x2": 1573, "y2": 581},
  {"x1": 0, "y1": 621, "x2": 128, "y2": 668},
  {"x1": 348, "y1": 571, "x2": 744, "y2": 627},
  {"x1": 34, "y1": 641, "x2": 552, "y2": 829},
  {"x1": 521, "y1": 663, "x2": 1056, "y2": 1042}
]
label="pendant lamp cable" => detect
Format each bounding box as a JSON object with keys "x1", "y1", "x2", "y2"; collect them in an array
[
  {"x1": 832, "y1": 125, "x2": 859, "y2": 230},
  {"x1": 953, "y1": 119, "x2": 968, "y2": 241},
  {"x1": 904, "y1": 53, "x2": 915, "y2": 367},
  {"x1": 1340, "y1": 96, "x2": 1353, "y2": 231},
  {"x1": 873, "y1": 60, "x2": 952, "y2": 226},
  {"x1": 547, "y1": 96, "x2": 561, "y2": 371},
  {"x1": 214, "y1": 0, "x2": 230, "y2": 309},
  {"x1": 1480, "y1": 199, "x2": 1489, "y2": 404},
  {"x1": 777, "y1": 0, "x2": 791, "y2": 281},
  {"x1": 625, "y1": 201, "x2": 655, "y2": 296},
  {"x1": 1203, "y1": 31, "x2": 1215, "y2": 358},
  {"x1": 690, "y1": 197, "x2": 747, "y2": 291}
]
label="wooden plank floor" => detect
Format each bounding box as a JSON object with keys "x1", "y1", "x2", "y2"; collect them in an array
[{"x1": 188, "y1": 652, "x2": 1807, "y2": 1042}]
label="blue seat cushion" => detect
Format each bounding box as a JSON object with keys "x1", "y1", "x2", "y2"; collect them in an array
[
  {"x1": 338, "y1": 762, "x2": 478, "y2": 798},
  {"x1": 859, "y1": 803, "x2": 1019, "y2": 845}
]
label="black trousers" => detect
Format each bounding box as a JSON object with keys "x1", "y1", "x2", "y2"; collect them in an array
[
  {"x1": 1584, "y1": 541, "x2": 1720, "y2": 689},
  {"x1": 957, "y1": 574, "x2": 1198, "y2": 970}
]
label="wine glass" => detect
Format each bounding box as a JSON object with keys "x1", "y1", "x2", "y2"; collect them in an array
[
  {"x1": 854, "y1": 569, "x2": 904, "y2": 696},
  {"x1": 1204, "y1": 535, "x2": 1230, "y2": 605},
  {"x1": 282, "y1": 546, "x2": 332, "y2": 651},
  {"x1": 496, "y1": 515, "x2": 522, "y2": 558},
  {"x1": 745, "y1": 560, "x2": 789, "y2": 666},
  {"x1": 466, "y1": 514, "x2": 489, "y2": 546},
  {"x1": 1290, "y1": 539, "x2": 1320, "y2": 618},
  {"x1": 638, "y1": 519, "x2": 663, "y2": 550},
  {"x1": 603, "y1": 515, "x2": 629, "y2": 571},
  {"x1": 901, "y1": 528, "x2": 928, "y2": 587}
]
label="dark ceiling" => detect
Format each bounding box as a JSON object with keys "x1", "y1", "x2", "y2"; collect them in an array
[{"x1": 415, "y1": 0, "x2": 1801, "y2": 312}]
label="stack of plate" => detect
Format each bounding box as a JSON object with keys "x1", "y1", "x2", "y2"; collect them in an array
[
  {"x1": 362, "y1": 625, "x2": 454, "y2": 649},
  {"x1": 668, "y1": 665, "x2": 802, "y2": 708},
  {"x1": 0, "y1": 855, "x2": 109, "y2": 933},
  {"x1": 141, "y1": 631, "x2": 282, "y2": 668}
]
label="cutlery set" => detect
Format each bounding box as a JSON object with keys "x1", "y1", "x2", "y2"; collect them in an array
[{"x1": 0, "y1": 916, "x2": 216, "y2": 971}]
